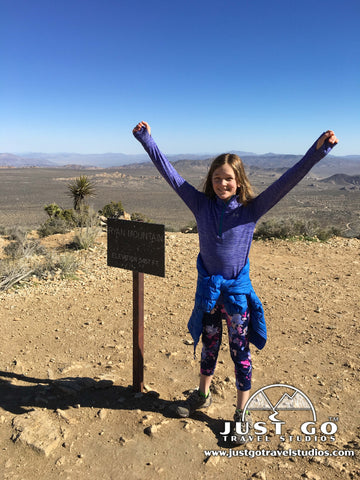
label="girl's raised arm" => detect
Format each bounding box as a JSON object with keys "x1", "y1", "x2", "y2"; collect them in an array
[
  {"x1": 250, "y1": 130, "x2": 338, "y2": 221},
  {"x1": 132, "y1": 121, "x2": 203, "y2": 216}
]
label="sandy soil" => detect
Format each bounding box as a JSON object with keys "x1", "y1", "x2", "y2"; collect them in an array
[{"x1": 0, "y1": 232, "x2": 359, "y2": 479}]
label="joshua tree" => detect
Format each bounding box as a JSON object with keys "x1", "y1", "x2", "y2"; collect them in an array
[{"x1": 67, "y1": 175, "x2": 96, "y2": 211}]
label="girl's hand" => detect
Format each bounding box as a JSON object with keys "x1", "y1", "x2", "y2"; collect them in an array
[
  {"x1": 316, "y1": 130, "x2": 338, "y2": 150},
  {"x1": 133, "y1": 121, "x2": 151, "y2": 136}
]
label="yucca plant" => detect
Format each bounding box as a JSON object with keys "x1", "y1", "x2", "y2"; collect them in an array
[{"x1": 67, "y1": 176, "x2": 96, "y2": 211}]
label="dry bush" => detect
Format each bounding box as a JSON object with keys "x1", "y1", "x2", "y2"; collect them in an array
[
  {"x1": 0, "y1": 230, "x2": 81, "y2": 291},
  {"x1": 35, "y1": 252, "x2": 81, "y2": 279},
  {"x1": 68, "y1": 210, "x2": 101, "y2": 250},
  {"x1": 253, "y1": 218, "x2": 342, "y2": 241},
  {"x1": 0, "y1": 259, "x2": 33, "y2": 291}
]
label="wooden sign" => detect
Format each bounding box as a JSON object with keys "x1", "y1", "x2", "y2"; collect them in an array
[
  {"x1": 107, "y1": 219, "x2": 165, "y2": 392},
  {"x1": 107, "y1": 218, "x2": 165, "y2": 277}
]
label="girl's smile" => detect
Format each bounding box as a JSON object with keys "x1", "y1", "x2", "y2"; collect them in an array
[{"x1": 212, "y1": 164, "x2": 240, "y2": 201}]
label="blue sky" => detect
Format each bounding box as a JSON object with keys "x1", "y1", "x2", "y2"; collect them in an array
[{"x1": 1, "y1": 0, "x2": 359, "y2": 156}]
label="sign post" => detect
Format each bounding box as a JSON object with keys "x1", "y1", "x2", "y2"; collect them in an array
[
  {"x1": 107, "y1": 219, "x2": 165, "y2": 392},
  {"x1": 133, "y1": 271, "x2": 144, "y2": 392}
]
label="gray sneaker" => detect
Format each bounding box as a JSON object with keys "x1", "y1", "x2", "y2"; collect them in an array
[
  {"x1": 175, "y1": 389, "x2": 212, "y2": 418},
  {"x1": 232, "y1": 409, "x2": 253, "y2": 445}
]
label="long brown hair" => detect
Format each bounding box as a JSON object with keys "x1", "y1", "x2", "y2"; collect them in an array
[{"x1": 203, "y1": 153, "x2": 254, "y2": 206}]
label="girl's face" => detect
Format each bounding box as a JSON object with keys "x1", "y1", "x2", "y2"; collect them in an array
[{"x1": 211, "y1": 164, "x2": 240, "y2": 202}]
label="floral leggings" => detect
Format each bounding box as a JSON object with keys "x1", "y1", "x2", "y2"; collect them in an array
[{"x1": 200, "y1": 303, "x2": 252, "y2": 391}]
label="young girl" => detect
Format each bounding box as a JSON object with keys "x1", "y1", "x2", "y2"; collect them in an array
[{"x1": 132, "y1": 121, "x2": 338, "y2": 442}]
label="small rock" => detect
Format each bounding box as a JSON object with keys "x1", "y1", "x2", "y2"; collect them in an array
[
  {"x1": 165, "y1": 351, "x2": 178, "y2": 358},
  {"x1": 302, "y1": 472, "x2": 321, "y2": 480},
  {"x1": 97, "y1": 409, "x2": 107, "y2": 420},
  {"x1": 56, "y1": 409, "x2": 73, "y2": 424},
  {"x1": 12, "y1": 410, "x2": 61, "y2": 456},
  {"x1": 204, "y1": 454, "x2": 220, "y2": 465},
  {"x1": 139, "y1": 414, "x2": 153, "y2": 424},
  {"x1": 253, "y1": 472, "x2": 267, "y2": 480},
  {"x1": 55, "y1": 456, "x2": 66, "y2": 466},
  {"x1": 144, "y1": 425, "x2": 158, "y2": 437}
]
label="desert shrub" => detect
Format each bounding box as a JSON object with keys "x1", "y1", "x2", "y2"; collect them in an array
[
  {"x1": 0, "y1": 232, "x2": 47, "y2": 290},
  {"x1": 44, "y1": 203, "x2": 62, "y2": 218},
  {"x1": 6, "y1": 226, "x2": 28, "y2": 242},
  {"x1": 70, "y1": 226, "x2": 100, "y2": 250},
  {"x1": 61, "y1": 208, "x2": 77, "y2": 224},
  {"x1": 68, "y1": 210, "x2": 101, "y2": 250},
  {"x1": 314, "y1": 226, "x2": 342, "y2": 241},
  {"x1": 99, "y1": 201, "x2": 124, "y2": 218},
  {"x1": 0, "y1": 220, "x2": 84, "y2": 289},
  {"x1": 38, "y1": 217, "x2": 73, "y2": 237},
  {"x1": 73, "y1": 205, "x2": 93, "y2": 227},
  {"x1": 131, "y1": 212, "x2": 151, "y2": 223},
  {"x1": 4, "y1": 237, "x2": 46, "y2": 260},
  {"x1": 165, "y1": 225, "x2": 179, "y2": 232},
  {"x1": 1, "y1": 245, "x2": 81, "y2": 290},
  {"x1": 44, "y1": 203, "x2": 76, "y2": 223},
  {"x1": 253, "y1": 218, "x2": 342, "y2": 241},
  {"x1": 35, "y1": 252, "x2": 80, "y2": 279},
  {"x1": 181, "y1": 221, "x2": 198, "y2": 234},
  {"x1": 39, "y1": 204, "x2": 77, "y2": 237},
  {"x1": 0, "y1": 258, "x2": 33, "y2": 291}
]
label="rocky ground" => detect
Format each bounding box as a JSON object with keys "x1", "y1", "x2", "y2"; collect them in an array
[{"x1": 0, "y1": 232, "x2": 359, "y2": 479}]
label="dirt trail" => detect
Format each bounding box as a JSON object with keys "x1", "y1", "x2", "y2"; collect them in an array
[{"x1": 0, "y1": 233, "x2": 359, "y2": 479}]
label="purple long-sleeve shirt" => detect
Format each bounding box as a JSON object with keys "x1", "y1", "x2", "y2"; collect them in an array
[{"x1": 134, "y1": 128, "x2": 333, "y2": 279}]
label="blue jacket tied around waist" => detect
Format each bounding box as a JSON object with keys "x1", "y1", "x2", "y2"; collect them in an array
[{"x1": 188, "y1": 255, "x2": 267, "y2": 353}]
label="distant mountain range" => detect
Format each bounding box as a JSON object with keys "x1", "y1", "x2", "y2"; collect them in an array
[
  {"x1": 320, "y1": 174, "x2": 360, "y2": 186},
  {"x1": 1, "y1": 151, "x2": 360, "y2": 176}
]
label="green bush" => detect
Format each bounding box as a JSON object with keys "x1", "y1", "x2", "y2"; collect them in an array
[
  {"x1": 44, "y1": 203, "x2": 62, "y2": 218},
  {"x1": 131, "y1": 212, "x2": 151, "y2": 223},
  {"x1": 99, "y1": 201, "x2": 124, "y2": 218},
  {"x1": 44, "y1": 203, "x2": 76, "y2": 223},
  {"x1": 38, "y1": 217, "x2": 73, "y2": 237},
  {"x1": 39, "y1": 204, "x2": 77, "y2": 237},
  {"x1": 253, "y1": 218, "x2": 342, "y2": 241}
]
